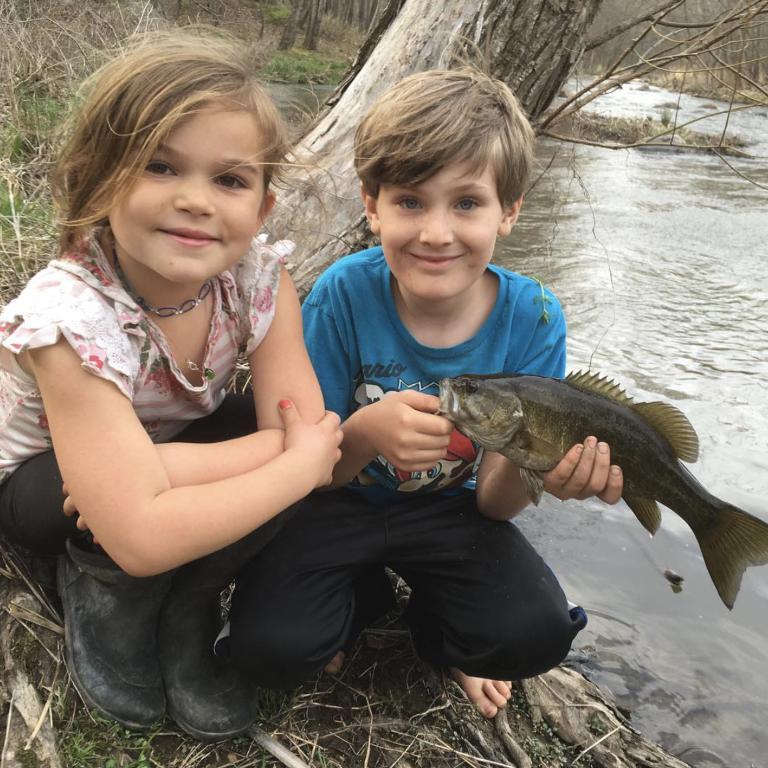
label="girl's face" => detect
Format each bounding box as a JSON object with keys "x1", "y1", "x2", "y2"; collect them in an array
[{"x1": 108, "y1": 108, "x2": 275, "y2": 302}]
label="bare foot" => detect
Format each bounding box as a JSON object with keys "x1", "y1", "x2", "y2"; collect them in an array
[
  {"x1": 324, "y1": 650, "x2": 345, "y2": 675},
  {"x1": 449, "y1": 668, "x2": 511, "y2": 718}
]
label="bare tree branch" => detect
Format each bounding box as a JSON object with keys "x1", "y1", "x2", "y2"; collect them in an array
[{"x1": 585, "y1": 0, "x2": 682, "y2": 52}]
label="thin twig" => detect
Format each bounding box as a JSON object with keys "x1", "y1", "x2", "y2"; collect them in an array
[
  {"x1": 1, "y1": 692, "x2": 14, "y2": 768},
  {"x1": 24, "y1": 660, "x2": 61, "y2": 750},
  {"x1": 571, "y1": 724, "x2": 623, "y2": 764},
  {"x1": 248, "y1": 725, "x2": 312, "y2": 768}
]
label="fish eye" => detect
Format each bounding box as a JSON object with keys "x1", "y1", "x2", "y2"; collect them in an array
[{"x1": 465, "y1": 380, "x2": 478, "y2": 393}]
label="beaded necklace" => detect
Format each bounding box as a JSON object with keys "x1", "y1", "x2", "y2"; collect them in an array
[{"x1": 112, "y1": 248, "x2": 212, "y2": 318}]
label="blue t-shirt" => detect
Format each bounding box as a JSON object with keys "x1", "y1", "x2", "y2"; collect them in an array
[{"x1": 302, "y1": 247, "x2": 566, "y2": 502}]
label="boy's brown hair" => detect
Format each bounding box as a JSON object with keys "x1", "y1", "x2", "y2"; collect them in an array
[
  {"x1": 52, "y1": 31, "x2": 288, "y2": 248},
  {"x1": 354, "y1": 68, "x2": 535, "y2": 207}
]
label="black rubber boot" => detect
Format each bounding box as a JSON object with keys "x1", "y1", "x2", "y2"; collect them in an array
[
  {"x1": 57, "y1": 538, "x2": 172, "y2": 729},
  {"x1": 158, "y1": 512, "x2": 293, "y2": 741}
]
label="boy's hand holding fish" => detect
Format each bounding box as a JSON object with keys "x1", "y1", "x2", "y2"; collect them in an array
[
  {"x1": 476, "y1": 433, "x2": 623, "y2": 520},
  {"x1": 542, "y1": 436, "x2": 623, "y2": 504},
  {"x1": 341, "y1": 390, "x2": 454, "y2": 474}
]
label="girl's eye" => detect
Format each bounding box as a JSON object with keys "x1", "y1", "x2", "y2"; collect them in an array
[
  {"x1": 146, "y1": 161, "x2": 173, "y2": 175},
  {"x1": 457, "y1": 198, "x2": 478, "y2": 211},
  {"x1": 216, "y1": 174, "x2": 247, "y2": 189},
  {"x1": 398, "y1": 197, "x2": 421, "y2": 210}
]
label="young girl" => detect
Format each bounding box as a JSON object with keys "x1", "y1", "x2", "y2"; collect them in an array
[{"x1": 0, "y1": 32, "x2": 341, "y2": 741}]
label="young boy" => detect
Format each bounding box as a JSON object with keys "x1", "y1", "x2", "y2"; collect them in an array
[{"x1": 229, "y1": 68, "x2": 623, "y2": 717}]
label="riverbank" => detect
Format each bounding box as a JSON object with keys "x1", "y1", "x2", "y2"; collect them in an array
[
  {"x1": 546, "y1": 110, "x2": 750, "y2": 156},
  {"x1": 1, "y1": 548, "x2": 693, "y2": 768}
]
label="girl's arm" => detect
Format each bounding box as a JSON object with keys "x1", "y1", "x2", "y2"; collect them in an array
[
  {"x1": 247, "y1": 267, "x2": 326, "y2": 428},
  {"x1": 29, "y1": 339, "x2": 341, "y2": 577},
  {"x1": 151, "y1": 430, "x2": 285, "y2": 486}
]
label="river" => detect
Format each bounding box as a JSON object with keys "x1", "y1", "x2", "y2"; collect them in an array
[{"x1": 272, "y1": 79, "x2": 768, "y2": 768}]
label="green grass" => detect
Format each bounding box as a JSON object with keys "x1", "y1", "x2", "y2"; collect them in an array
[
  {"x1": 262, "y1": 2, "x2": 292, "y2": 24},
  {"x1": 262, "y1": 48, "x2": 349, "y2": 85},
  {"x1": 4, "y1": 88, "x2": 65, "y2": 163}
]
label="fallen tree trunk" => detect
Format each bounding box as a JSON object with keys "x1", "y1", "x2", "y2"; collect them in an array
[{"x1": 269, "y1": 0, "x2": 604, "y2": 295}]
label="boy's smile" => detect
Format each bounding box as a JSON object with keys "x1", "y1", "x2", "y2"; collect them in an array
[
  {"x1": 108, "y1": 108, "x2": 275, "y2": 309},
  {"x1": 363, "y1": 163, "x2": 521, "y2": 316}
]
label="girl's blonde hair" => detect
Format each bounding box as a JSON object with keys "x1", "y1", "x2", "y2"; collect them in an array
[
  {"x1": 355, "y1": 68, "x2": 535, "y2": 207},
  {"x1": 52, "y1": 31, "x2": 288, "y2": 248}
]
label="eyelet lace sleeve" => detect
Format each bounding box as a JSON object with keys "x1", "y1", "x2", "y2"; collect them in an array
[
  {"x1": 0, "y1": 265, "x2": 141, "y2": 399},
  {"x1": 235, "y1": 235, "x2": 295, "y2": 357}
]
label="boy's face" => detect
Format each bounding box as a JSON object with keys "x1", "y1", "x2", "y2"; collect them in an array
[{"x1": 363, "y1": 162, "x2": 521, "y2": 307}]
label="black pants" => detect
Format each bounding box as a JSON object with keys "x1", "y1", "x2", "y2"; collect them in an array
[
  {"x1": 229, "y1": 488, "x2": 586, "y2": 688},
  {"x1": 0, "y1": 394, "x2": 258, "y2": 556}
]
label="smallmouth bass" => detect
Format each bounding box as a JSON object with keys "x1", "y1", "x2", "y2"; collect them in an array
[{"x1": 438, "y1": 370, "x2": 768, "y2": 609}]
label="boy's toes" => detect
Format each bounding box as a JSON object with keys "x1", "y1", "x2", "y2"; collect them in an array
[
  {"x1": 324, "y1": 650, "x2": 345, "y2": 675},
  {"x1": 450, "y1": 668, "x2": 511, "y2": 719}
]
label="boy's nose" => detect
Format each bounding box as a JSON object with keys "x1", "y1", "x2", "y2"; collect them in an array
[
  {"x1": 419, "y1": 210, "x2": 454, "y2": 246},
  {"x1": 173, "y1": 177, "x2": 215, "y2": 216}
]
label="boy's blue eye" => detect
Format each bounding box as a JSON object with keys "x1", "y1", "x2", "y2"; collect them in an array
[
  {"x1": 216, "y1": 174, "x2": 247, "y2": 189},
  {"x1": 146, "y1": 161, "x2": 173, "y2": 175},
  {"x1": 457, "y1": 198, "x2": 478, "y2": 211},
  {"x1": 399, "y1": 197, "x2": 421, "y2": 210}
]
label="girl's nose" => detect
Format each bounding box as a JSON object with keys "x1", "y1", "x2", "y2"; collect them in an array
[
  {"x1": 419, "y1": 209, "x2": 454, "y2": 246},
  {"x1": 173, "y1": 177, "x2": 215, "y2": 216}
]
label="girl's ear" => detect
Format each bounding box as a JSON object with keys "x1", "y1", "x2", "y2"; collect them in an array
[
  {"x1": 362, "y1": 186, "x2": 381, "y2": 236},
  {"x1": 259, "y1": 190, "x2": 277, "y2": 222},
  {"x1": 497, "y1": 196, "x2": 523, "y2": 237}
]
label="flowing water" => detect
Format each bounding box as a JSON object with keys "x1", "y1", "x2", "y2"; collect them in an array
[{"x1": 273, "y1": 80, "x2": 768, "y2": 767}]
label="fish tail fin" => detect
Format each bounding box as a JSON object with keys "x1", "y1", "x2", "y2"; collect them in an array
[{"x1": 693, "y1": 502, "x2": 768, "y2": 610}]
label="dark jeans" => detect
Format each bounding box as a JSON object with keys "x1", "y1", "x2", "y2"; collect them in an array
[
  {"x1": 229, "y1": 488, "x2": 586, "y2": 687},
  {"x1": 0, "y1": 394, "x2": 258, "y2": 556}
]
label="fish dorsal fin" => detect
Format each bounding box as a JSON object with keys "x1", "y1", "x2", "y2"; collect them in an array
[
  {"x1": 632, "y1": 402, "x2": 699, "y2": 463},
  {"x1": 565, "y1": 370, "x2": 634, "y2": 407},
  {"x1": 565, "y1": 370, "x2": 699, "y2": 463},
  {"x1": 624, "y1": 495, "x2": 662, "y2": 535}
]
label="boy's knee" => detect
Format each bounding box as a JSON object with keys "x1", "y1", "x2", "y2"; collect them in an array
[{"x1": 496, "y1": 601, "x2": 586, "y2": 678}]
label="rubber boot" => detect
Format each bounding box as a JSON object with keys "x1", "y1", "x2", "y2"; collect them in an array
[
  {"x1": 57, "y1": 538, "x2": 172, "y2": 729},
  {"x1": 158, "y1": 512, "x2": 293, "y2": 741}
]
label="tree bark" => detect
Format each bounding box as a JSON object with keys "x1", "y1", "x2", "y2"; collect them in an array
[
  {"x1": 302, "y1": 0, "x2": 324, "y2": 50},
  {"x1": 268, "y1": 0, "x2": 604, "y2": 295}
]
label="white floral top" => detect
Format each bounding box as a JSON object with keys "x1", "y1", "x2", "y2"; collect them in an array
[{"x1": 0, "y1": 232, "x2": 291, "y2": 485}]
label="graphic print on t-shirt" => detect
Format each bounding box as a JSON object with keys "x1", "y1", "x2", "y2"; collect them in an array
[{"x1": 352, "y1": 374, "x2": 481, "y2": 493}]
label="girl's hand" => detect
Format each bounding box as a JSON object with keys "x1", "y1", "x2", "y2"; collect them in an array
[
  {"x1": 359, "y1": 390, "x2": 454, "y2": 472},
  {"x1": 278, "y1": 399, "x2": 343, "y2": 488},
  {"x1": 62, "y1": 482, "x2": 97, "y2": 538},
  {"x1": 543, "y1": 436, "x2": 623, "y2": 503}
]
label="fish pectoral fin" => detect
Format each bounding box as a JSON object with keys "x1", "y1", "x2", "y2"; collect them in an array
[
  {"x1": 517, "y1": 432, "x2": 563, "y2": 468},
  {"x1": 624, "y1": 495, "x2": 662, "y2": 535},
  {"x1": 520, "y1": 467, "x2": 545, "y2": 505}
]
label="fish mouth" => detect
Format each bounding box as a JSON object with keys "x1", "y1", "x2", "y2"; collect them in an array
[{"x1": 437, "y1": 378, "x2": 458, "y2": 419}]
